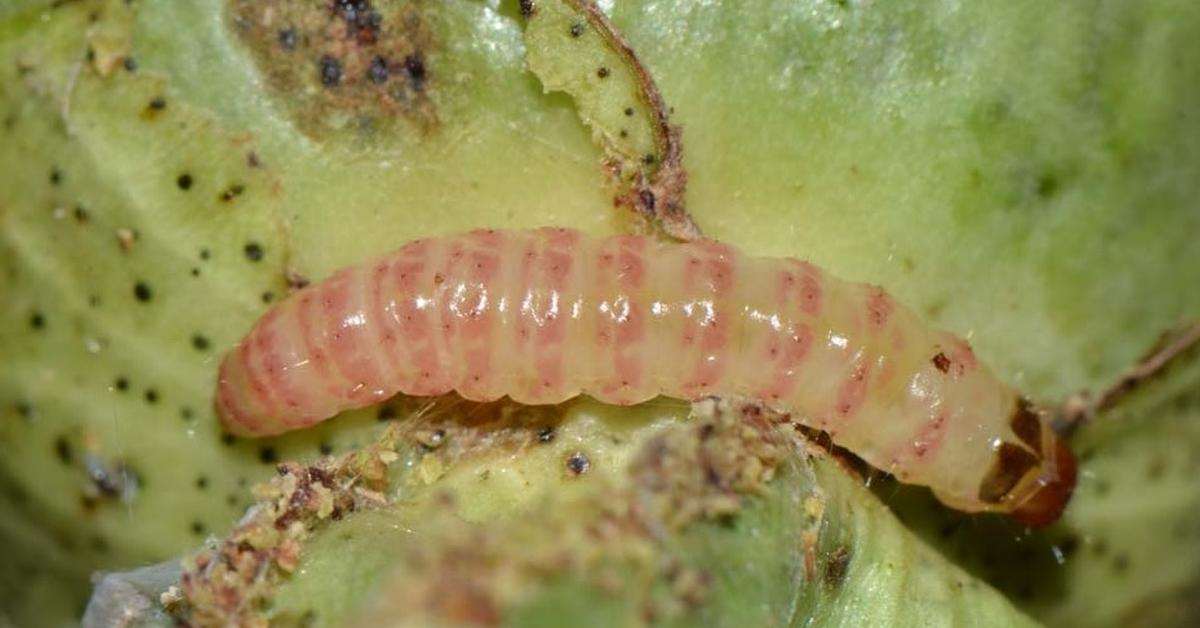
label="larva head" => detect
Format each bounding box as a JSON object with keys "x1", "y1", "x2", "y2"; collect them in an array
[{"x1": 977, "y1": 398, "x2": 1077, "y2": 527}]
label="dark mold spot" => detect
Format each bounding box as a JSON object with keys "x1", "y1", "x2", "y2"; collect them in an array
[
  {"x1": 259, "y1": 446, "x2": 278, "y2": 464},
  {"x1": 190, "y1": 521, "x2": 207, "y2": 536},
  {"x1": 192, "y1": 334, "x2": 210, "y2": 351},
  {"x1": 377, "y1": 405, "x2": 397, "y2": 421},
  {"x1": 147, "y1": 96, "x2": 166, "y2": 111},
  {"x1": 180, "y1": 406, "x2": 194, "y2": 421},
  {"x1": 243, "y1": 242, "x2": 264, "y2": 262},
  {"x1": 597, "y1": 66, "x2": 610, "y2": 79},
  {"x1": 536, "y1": 426, "x2": 555, "y2": 443},
  {"x1": 570, "y1": 22, "x2": 584, "y2": 37},
  {"x1": 144, "y1": 389, "x2": 159, "y2": 404},
  {"x1": 931, "y1": 352, "x2": 950, "y2": 373},
  {"x1": 54, "y1": 436, "x2": 73, "y2": 465},
  {"x1": 73, "y1": 205, "x2": 89, "y2": 223},
  {"x1": 319, "y1": 442, "x2": 334, "y2": 456},
  {"x1": 49, "y1": 167, "x2": 62, "y2": 186},
  {"x1": 190, "y1": 268, "x2": 201, "y2": 278},
  {"x1": 641, "y1": 153, "x2": 656, "y2": 165},
  {"x1": 1036, "y1": 172, "x2": 1059, "y2": 199},
  {"x1": 278, "y1": 28, "x2": 297, "y2": 50},
  {"x1": 123, "y1": 57, "x2": 138, "y2": 72},
  {"x1": 195, "y1": 476, "x2": 209, "y2": 490},
  {"x1": 978, "y1": 442, "x2": 1039, "y2": 504},
  {"x1": 199, "y1": 248, "x2": 211, "y2": 260},
  {"x1": 367, "y1": 55, "x2": 390, "y2": 84},
  {"x1": 261, "y1": 291, "x2": 275, "y2": 304},
  {"x1": 824, "y1": 546, "x2": 851, "y2": 588},
  {"x1": 319, "y1": 55, "x2": 343, "y2": 87},
  {"x1": 402, "y1": 54, "x2": 426, "y2": 90},
  {"x1": 566, "y1": 451, "x2": 590, "y2": 475},
  {"x1": 133, "y1": 281, "x2": 153, "y2": 302},
  {"x1": 176, "y1": 173, "x2": 193, "y2": 190},
  {"x1": 221, "y1": 433, "x2": 236, "y2": 446},
  {"x1": 519, "y1": 0, "x2": 535, "y2": 18},
  {"x1": 29, "y1": 312, "x2": 45, "y2": 330},
  {"x1": 624, "y1": 107, "x2": 634, "y2": 116},
  {"x1": 219, "y1": 184, "x2": 245, "y2": 202},
  {"x1": 114, "y1": 377, "x2": 129, "y2": 392}
]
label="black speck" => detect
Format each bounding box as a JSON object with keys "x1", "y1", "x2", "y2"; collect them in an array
[
  {"x1": 597, "y1": 66, "x2": 610, "y2": 79},
  {"x1": 220, "y1": 433, "x2": 236, "y2": 446},
  {"x1": 566, "y1": 451, "x2": 590, "y2": 475},
  {"x1": 176, "y1": 173, "x2": 193, "y2": 190},
  {"x1": 1036, "y1": 172, "x2": 1059, "y2": 199},
  {"x1": 144, "y1": 389, "x2": 158, "y2": 404},
  {"x1": 195, "y1": 476, "x2": 209, "y2": 490},
  {"x1": 403, "y1": 54, "x2": 426, "y2": 90},
  {"x1": 278, "y1": 28, "x2": 297, "y2": 51},
  {"x1": 624, "y1": 107, "x2": 634, "y2": 116},
  {"x1": 192, "y1": 334, "x2": 210, "y2": 351},
  {"x1": 261, "y1": 291, "x2": 275, "y2": 304},
  {"x1": 219, "y1": 184, "x2": 245, "y2": 202},
  {"x1": 319, "y1": 442, "x2": 334, "y2": 456},
  {"x1": 73, "y1": 205, "x2": 89, "y2": 223},
  {"x1": 30, "y1": 312, "x2": 45, "y2": 330},
  {"x1": 243, "y1": 242, "x2": 264, "y2": 262},
  {"x1": 537, "y1": 426, "x2": 555, "y2": 443},
  {"x1": 148, "y1": 96, "x2": 166, "y2": 111},
  {"x1": 226, "y1": 494, "x2": 239, "y2": 507},
  {"x1": 519, "y1": 0, "x2": 535, "y2": 17},
  {"x1": 367, "y1": 56, "x2": 390, "y2": 84},
  {"x1": 570, "y1": 22, "x2": 584, "y2": 37},
  {"x1": 259, "y1": 446, "x2": 277, "y2": 464},
  {"x1": 319, "y1": 55, "x2": 342, "y2": 87},
  {"x1": 190, "y1": 521, "x2": 206, "y2": 536},
  {"x1": 49, "y1": 168, "x2": 62, "y2": 186},
  {"x1": 123, "y1": 57, "x2": 138, "y2": 72},
  {"x1": 619, "y1": 129, "x2": 628, "y2": 138},
  {"x1": 642, "y1": 153, "x2": 656, "y2": 165},
  {"x1": 115, "y1": 377, "x2": 129, "y2": 392},
  {"x1": 180, "y1": 406, "x2": 194, "y2": 421},
  {"x1": 377, "y1": 406, "x2": 397, "y2": 422},
  {"x1": 199, "y1": 248, "x2": 211, "y2": 260},
  {"x1": 54, "y1": 436, "x2": 73, "y2": 465},
  {"x1": 133, "y1": 281, "x2": 152, "y2": 302}
]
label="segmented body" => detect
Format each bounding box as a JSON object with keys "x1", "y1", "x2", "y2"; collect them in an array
[{"x1": 216, "y1": 228, "x2": 1074, "y2": 525}]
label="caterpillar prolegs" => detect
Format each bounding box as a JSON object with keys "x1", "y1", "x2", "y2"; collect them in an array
[{"x1": 216, "y1": 228, "x2": 1075, "y2": 526}]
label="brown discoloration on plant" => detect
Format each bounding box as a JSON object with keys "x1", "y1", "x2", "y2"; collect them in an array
[{"x1": 228, "y1": 0, "x2": 438, "y2": 140}]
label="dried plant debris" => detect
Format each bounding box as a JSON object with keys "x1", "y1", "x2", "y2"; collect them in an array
[
  {"x1": 228, "y1": 0, "x2": 438, "y2": 139},
  {"x1": 173, "y1": 429, "x2": 404, "y2": 627},
  {"x1": 521, "y1": 0, "x2": 700, "y2": 241}
]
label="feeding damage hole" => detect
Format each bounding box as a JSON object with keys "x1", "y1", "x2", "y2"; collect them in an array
[{"x1": 228, "y1": 0, "x2": 438, "y2": 140}]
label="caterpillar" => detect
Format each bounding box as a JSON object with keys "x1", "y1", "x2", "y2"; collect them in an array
[{"x1": 216, "y1": 228, "x2": 1076, "y2": 526}]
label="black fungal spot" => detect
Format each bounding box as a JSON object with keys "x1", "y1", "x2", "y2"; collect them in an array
[
  {"x1": 377, "y1": 406, "x2": 397, "y2": 421},
  {"x1": 403, "y1": 54, "x2": 426, "y2": 90},
  {"x1": 180, "y1": 406, "x2": 194, "y2": 421},
  {"x1": 114, "y1": 377, "x2": 129, "y2": 392},
  {"x1": 319, "y1": 442, "x2": 334, "y2": 456},
  {"x1": 30, "y1": 312, "x2": 45, "y2": 330},
  {"x1": 566, "y1": 451, "x2": 590, "y2": 475},
  {"x1": 199, "y1": 248, "x2": 211, "y2": 260},
  {"x1": 624, "y1": 107, "x2": 634, "y2": 116},
  {"x1": 536, "y1": 426, "x2": 555, "y2": 443},
  {"x1": 518, "y1": 0, "x2": 535, "y2": 18},
  {"x1": 190, "y1": 268, "x2": 201, "y2": 278},
  {"x1": 243, "y1": 242, "x2": 264, "y2": 262},
  {"x1": 176, "y1": 173, "x2": 193, "y2": 190},
  {"x1": 133, "y1": 281, "x2": 153, "y2": 303},
  {"x1": 219, "y1": 184, "x2": 246, "y2": 202},
  {"x1": 49, "y1": 167, "x2": 62, "y2": 186},
  {"x1": 1036, "y1": 172, "x2": 1059, "y2": 199},
  {"x1": 73, "y1": 205, "x2": 89, "y2": 223},
  {"x1": 195, "y1": 476, "x2": 209, "y2": 490},
  {"x1": 259, "y1": 446, "x2": 278, "y2": 464},
  {"x1": 367, "y1": 55, "x2": 390, "y2": 84},
  {"x1": 192, "y1": 334, "x2": 210, "y2": 351},
  {"x1": 144, "y1": 389, "x2": 159, "y2": 404},
  {"x1": 278, "y1": 28, "x2": 297, "y2": 51},
  {"x1": 123, "y1": 57, "x2": 138, "y2": 72},
  {"x1": 54, "y1": 436, "x2": 73, "y2": 465},
  {"x1": 824, "y1": 546, "x2": 851, "y2": 588},
  {"x1": 220, "y1": 433, "x2": 236, "y2": 446},
  {"x1": 148, "y1": 96, "x2": 166, "y2": 111},
  {"x1": 597, "y1": 66, "x2": 610, "y2": 79},
  {"x1": 319, "y1": 55, "x2": 343, "y2": 87},
  {"x1": 570, "y1": 22, "x2": 584, "y2": 37},
  {"x1": 641, "y1": 153, "x2": 657, "y2": 165},
  {"x1": 261, "y1": 291, "x2": 275, "y2": 304},
  {"x1": 190, "y1": 521, "x2": 206, "y2": 536}
]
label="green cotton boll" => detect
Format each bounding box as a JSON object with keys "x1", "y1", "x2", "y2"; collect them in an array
[{"x1": 0, "y1": 0, "x2": 1198, "y2": 626}]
